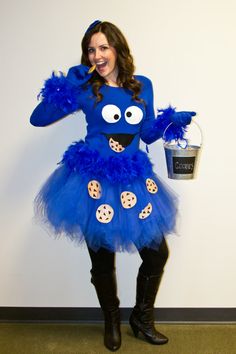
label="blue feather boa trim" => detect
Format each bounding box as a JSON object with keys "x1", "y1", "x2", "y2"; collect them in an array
[
  {"x1": 157, "y1": 106, "x2": 188, "y2": 142},
  {"x1": 60, "y1": 141, "x2": 154, "y2": 184},
  {"x1": 37, "y1": 72, "x2": 80, "y2": 114}
]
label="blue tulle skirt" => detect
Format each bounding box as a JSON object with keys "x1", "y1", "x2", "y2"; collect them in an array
[{"x1": 34, "y1": 140, "x2": 178, "y2": 252}]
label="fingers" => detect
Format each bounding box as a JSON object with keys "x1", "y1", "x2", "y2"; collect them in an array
[{"x1": 180, "y1": 111, "x2": 196, "y2": 116}]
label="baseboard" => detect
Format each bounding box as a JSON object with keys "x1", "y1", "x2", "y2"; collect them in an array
[{"x1": 0, "y1": 307, "x2": 236, "y2": 323}]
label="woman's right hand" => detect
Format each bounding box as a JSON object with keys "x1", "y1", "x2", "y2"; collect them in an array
[{"x1": 66, "y1": 64, "x2": 93, "y2": 86}]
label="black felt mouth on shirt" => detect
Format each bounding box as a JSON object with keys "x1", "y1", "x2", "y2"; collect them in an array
[{"x1": 102, "y1": 133, "x2": 136, "y2": 147}]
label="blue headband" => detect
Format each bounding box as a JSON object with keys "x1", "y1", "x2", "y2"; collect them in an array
[{"x1": 85, "y1": 20, "x2": 102, "y2": 34}]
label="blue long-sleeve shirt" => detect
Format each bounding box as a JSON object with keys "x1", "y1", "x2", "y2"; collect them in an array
[{"x1": 30, "y1": 75, "x2": 164, "y2": 157}]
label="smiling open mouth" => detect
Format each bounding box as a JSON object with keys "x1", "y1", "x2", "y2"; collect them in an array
[
  {"x1": 96, "y1": 62, "x2": 107, "y2": 71},
  {"x1": 102, "y1": 133, "x2": 136, "y2": 153}
]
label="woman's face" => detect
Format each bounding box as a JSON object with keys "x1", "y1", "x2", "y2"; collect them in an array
[{"x1": 88, "y1": 32, "x2": 118, "y2": 84}]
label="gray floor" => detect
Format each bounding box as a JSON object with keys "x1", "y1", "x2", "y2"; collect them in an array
[{"x1": 0, "y1": 323, "x2": 236, "y2": 354}]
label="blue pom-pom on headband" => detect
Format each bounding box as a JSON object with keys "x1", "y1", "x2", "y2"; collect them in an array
[{"x1": 85, "y1": 20, "x2": 102, "y2": 34}]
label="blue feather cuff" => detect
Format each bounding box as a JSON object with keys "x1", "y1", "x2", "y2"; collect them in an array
[
  {"x1": 157, "y1": 106, "x2": 187, "y2": 142},
  {"x1": 37, "y1": 72, "x2": 80, "y2": 114}
]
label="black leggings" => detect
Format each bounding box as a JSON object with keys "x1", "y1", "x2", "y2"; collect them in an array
[{"x1": 87, "y1": 238, "x2": 169, "y2": 277}]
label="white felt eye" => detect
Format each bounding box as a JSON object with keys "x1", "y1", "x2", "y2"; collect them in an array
[
  {"x1": 102, "y1": 104, "x2": 121, "y2": 123},
  {"x1": 125, "y1": 106, "x2": 143, "y2": 125}
]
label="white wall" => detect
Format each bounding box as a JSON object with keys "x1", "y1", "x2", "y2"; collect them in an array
[{"x1": 1, "y1": 0, "x2": 236, "y2": 308}]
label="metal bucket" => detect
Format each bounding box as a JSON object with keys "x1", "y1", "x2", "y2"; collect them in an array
[{"x1": 163, "y1": 121, "x2": 202, "y2": 180}]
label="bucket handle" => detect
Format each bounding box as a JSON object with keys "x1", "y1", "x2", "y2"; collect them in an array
[{"x1": 162, "y1": 119, "x2": 203, "y2": 148}]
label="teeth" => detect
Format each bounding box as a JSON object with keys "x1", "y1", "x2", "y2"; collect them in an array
[{"x1": 96, "y1": 62, "x2": 107, "y2": 66}]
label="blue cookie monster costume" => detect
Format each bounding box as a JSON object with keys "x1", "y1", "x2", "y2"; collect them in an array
[{"x1": 30, "y1": 64, "x2": 195, "y2": 253}]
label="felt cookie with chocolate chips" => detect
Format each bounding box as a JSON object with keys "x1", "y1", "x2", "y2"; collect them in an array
[
  {"x1": 146, "y1": 178, "x2": 158, "y2": 194},
  {"x1": 96, "y1": 204, "x2": 114, "y2": 223},
  {"x1": 109, "y1": 137, "x2": 125, "y2": 153},
  {"x1": 88, "y1": 180, "x2": 102, "y2": 199},
  {"x1": 139, "y1": 203, "x2": 153, "y2": 219},
  {"x1": 120, "y1": 191, "x2": 137, "y2": 209}
]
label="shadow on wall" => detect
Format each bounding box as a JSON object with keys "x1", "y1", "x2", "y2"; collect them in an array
[
  {"x1": 1, "y1": 111, "x2": 86, "y2": 211},
  {"x1": 0, "y1": 110, "x2": 95, "y2": 306}
]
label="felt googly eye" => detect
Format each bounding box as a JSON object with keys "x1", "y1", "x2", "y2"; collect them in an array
[
  {"x1": 125, "y1": 106, "x2": 143, "y2": 125},
  {"x1": 102, "y1": 104, "x2": 121, "y2": 123}
]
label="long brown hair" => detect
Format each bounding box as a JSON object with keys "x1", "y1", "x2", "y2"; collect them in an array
[{"x1": 81, "y1": 21, "x2": 143, "y2": 103}]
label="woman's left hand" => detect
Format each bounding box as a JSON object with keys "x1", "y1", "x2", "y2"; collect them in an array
[{"x1": 170, "y1": 111, "x2": 196, "y2": 126}]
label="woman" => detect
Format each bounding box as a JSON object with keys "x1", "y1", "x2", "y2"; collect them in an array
[{"x1": 30, "y1": 20, "x2": 195, "y2": 351}]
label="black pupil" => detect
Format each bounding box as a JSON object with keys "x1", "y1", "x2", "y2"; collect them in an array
[
  {"x1": 126, "y1": 111, "x2": 132, "y2": 117},
  {"x1": 114, "y1": 114, "x2": 119, "y2": 120}
]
